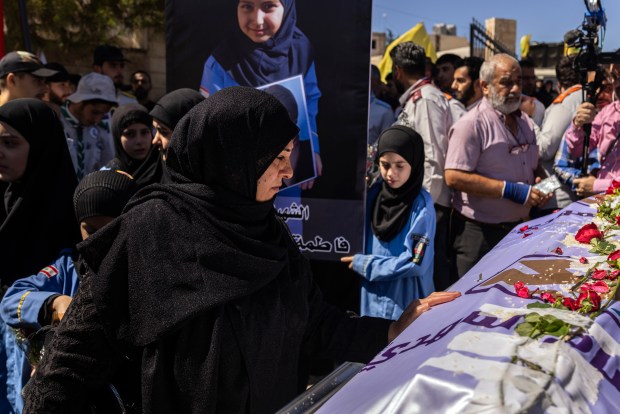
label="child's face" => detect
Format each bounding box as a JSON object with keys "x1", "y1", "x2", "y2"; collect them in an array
[
  {"x1": 237, "y1": 0, "x2": 284, "y2": 44},
  {"x1": 379, "y1": 152, "x2": 411, "y2": 190}
]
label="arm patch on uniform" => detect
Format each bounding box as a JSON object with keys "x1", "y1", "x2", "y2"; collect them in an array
[
  {"x1": 411, "y1": 234, "x2": 429, "y2": 265},
  {"x1": 39, "y1": 265, "x2": 58, "y2": 278}
]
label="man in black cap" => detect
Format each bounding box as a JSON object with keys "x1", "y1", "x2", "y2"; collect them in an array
[
  {"x1": 0, "y1": 51, "x2": 58, "y2": 106},
  {"x1": 42, "y1": 62, "x2": 75, "y2": 115},
  {"x1": 92, "y1": 45, "x2": 137, "y2": 106}
]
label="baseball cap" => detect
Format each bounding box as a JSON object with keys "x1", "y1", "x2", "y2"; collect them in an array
[
  {"x1": 93, "y1": 45, "x2": 130, "y2": 66},
  {"x1": 66, "y1": 72, "x2": 117, "y2": 105},
  {"x1": 0, "y1": 51, "x2": 58, "y2": 79},
  {"x1": 44, "y1": 62, "x2": 71, "y2": 83}
]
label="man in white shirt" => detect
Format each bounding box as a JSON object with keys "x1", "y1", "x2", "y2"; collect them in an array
[{"x1": 391, "y1": 41, "x2": 453, "y2": 290}]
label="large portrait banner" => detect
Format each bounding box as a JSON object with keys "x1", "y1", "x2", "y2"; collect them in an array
[{"x1": 165, "y1": 0, "x2": 373, "y2": 260}]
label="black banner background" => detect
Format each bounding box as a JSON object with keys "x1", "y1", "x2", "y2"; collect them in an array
[{"x1": 164, "y1": 0, "x2": 372, "y2": 260}]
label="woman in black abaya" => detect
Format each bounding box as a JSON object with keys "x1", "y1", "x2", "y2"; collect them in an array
[
  {"x1": 0, "y1": 98, "x2": 79, "y2": 413},
  {"x1": 24, "y1": 87, "x2": 459, "y2": 413},
  {"x1": 0, "y1": 99, "x2": 80, "y2": 286}
]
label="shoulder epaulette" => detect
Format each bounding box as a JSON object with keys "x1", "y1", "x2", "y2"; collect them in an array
[
  {"x1": 408, "y1": 78, "x2": 434, "y2": 104},
  {"x1": 410, "y1": 89, "x2": 424, "y2": 103}
]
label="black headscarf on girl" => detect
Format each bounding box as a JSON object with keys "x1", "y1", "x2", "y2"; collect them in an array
[
  {"x1": 77, "y1": 87, "x2": 300, "y2": 411},
  {"x1": 106, "y1": 103, "x2": 162, "y2": 188},
  {"x1": 371, "y1": 125, "x2": 425, "y2": 241},
  {"x1": 0, "y1": 99, "x2": 80, "y2": 285},
  {"x1": 212, "y1": 0, "x2": 314, "y2": 86},
  {"x1": 150, "y1": 88, "x2": 205, "y2": 131}
]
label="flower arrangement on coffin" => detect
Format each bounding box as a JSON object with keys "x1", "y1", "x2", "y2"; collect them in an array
[{"x1": 514, "y1": 180, "x2": 620, "y2": 340}]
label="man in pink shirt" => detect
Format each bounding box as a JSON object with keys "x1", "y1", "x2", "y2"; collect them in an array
[
  {"x1": 445, "y1": 54, "x2": 550, "y2": 278},
  {"x1": 567, "y1": 99, "x2": 620, "y2": 197}
]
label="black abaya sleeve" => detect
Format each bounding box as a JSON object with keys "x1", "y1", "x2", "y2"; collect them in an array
[
  {"x1": 23, "y1": 275, "x2": 123, "y2": 413},
  {"x1": 302, "y1": 273, "x2": 392, "y2": 363}
]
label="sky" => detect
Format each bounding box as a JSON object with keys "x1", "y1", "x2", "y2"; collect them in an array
[{"x1": 372, "y1": 0, "x2": 620, "y2": 54}]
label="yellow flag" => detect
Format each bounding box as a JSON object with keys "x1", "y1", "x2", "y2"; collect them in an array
[
  {"x1": 564, "y1": 43, "x2": 580, "y2": 56},
  {"x1": 520, "y1": 34, "x2": 531, "y2": 58},
  {"x1": 378, "y1": 23, "x2": 437, "y2": 82}
]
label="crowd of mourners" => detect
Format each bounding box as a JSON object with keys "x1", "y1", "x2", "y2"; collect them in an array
[{"x1": 1, "y1": 5, "x2": 620, "y2": 414}]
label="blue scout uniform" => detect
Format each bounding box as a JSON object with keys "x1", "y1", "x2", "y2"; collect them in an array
[
  {"x1": 0, "y1": 249, "x2": 80, "y2": 413},
  {"x1": 352, "y1": 183, "x2": 436, "y2": 320}
]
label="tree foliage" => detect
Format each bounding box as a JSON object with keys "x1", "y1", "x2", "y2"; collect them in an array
[{"x1": 4, "y1": 0, "x2": 165, "y2": 56}]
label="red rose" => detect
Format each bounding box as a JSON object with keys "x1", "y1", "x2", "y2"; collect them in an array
[
  {"x1": 608, "y1": 270, "x2": 620, "y2": 280},
  {"x1": 608, "y1": 250, "x2": 620, "y2": 262},
  {"x1": 554, "y1": 247, "x2": 563, "y2": 255},
  {"x1": 575, "y1": 223, "x2": 603, "y2": 244},
  {"x1": 563, "y1": 297, "x2": 581, "y2": 311},
  {"x1": 517, "y1": 287, "x2": 530, "y2": 298},
  {"x1": 519, "y1": 225, "x2": 529, "y2": 233},
  {"x1": 541, "y1": 292, "x2": 556, "y2": 303},
  {"x1": 578, "y1": 290, "x2": 601, "y2": 311},
  {"x1": 591, "y1": 281, "x2": 610, "y2": 293},
  {"x1": 523, "y1": 232, "x2": 532, "y2": 238},
  {"x1": 607, "y1": 180, "x2": 620, "y2": 194},
  {"x1": 514, "y1": 281, "x2": 530, "y2": 298},
  {"x1": 579, "y1": 257, "x2": 589, "y2": 264},
  {"x1": 616, "y1": 216, "x2": 620, "y2": 226},
  {"x1": 591, "y1": 269, "x2": 608, "y2": 280}
]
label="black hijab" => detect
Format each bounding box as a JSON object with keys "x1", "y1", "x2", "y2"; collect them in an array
[
  {"x1": 150, "y1": 88, "x2": 205, "y2": 184},
  {"x1": 212, "y1": 0, "x2": 314, "y2": 86},
  {"x1": 0, "y1": 99, "x2": 80, "y2": 285},
  {"x1": 150, "y1": 88, "x2": 205, "y2": 131},
  {"x1": 106, "y1": 103, "x2": 162, "y2": 188},
  {"x1": 371, "y1": 125, "x2": 425, "y2": 241},
  {"x1": 81, "y1": 85, "x2": 299, "y2": 343}
]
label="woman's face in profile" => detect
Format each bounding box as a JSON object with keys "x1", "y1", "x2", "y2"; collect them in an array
[
  {"x1": 237, "y1": 0, "x2": 284, "y2": 44},
  {"x1": 256, "y1": 139, "x2": 294, "y2": 201},
  {"x1": 0, "y1": 121, "x2": 30, "y2": 183}
]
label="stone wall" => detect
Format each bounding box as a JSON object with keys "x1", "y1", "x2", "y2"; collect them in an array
[{"x1": 42, "y1": 28, "x2": 167, "y2": 103}]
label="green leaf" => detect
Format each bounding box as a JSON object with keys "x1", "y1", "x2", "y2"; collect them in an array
[
  {"x1": 546, "y1": 323, "x2": 570, "y2": 338},
  {"x1": 515, "y1": 322, "x2": 535, "y2": 337},
  {"x1": 591, "y1": 239, "x2": 617, "y2": 255},
  {"x1": 527, "y1": 302, "x2": 552, "y2": 309},
  {"x1": 525, "y1": 313, "x2": 541, "y2": 323}
]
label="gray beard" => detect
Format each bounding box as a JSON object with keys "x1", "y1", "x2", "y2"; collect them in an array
[{"x1": 489, "y1": 87, "x2": 521, "y2": 114}]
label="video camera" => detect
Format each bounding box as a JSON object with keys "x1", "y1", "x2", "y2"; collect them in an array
[{"x1": 563, "y1": 0, "x2": 620, "y2": 174}]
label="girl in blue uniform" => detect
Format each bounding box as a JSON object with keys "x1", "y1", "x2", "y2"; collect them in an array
[
  {"x1": 200, "y1": 0, "x2": 322, "y2": 189},
  {"x1": 341, "y1": 126, "x2": 436, "y2": 320}
]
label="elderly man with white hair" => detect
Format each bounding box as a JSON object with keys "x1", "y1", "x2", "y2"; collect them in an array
[{"x1": 444, "y1": 53, "x2": 550, "y2": 278}]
